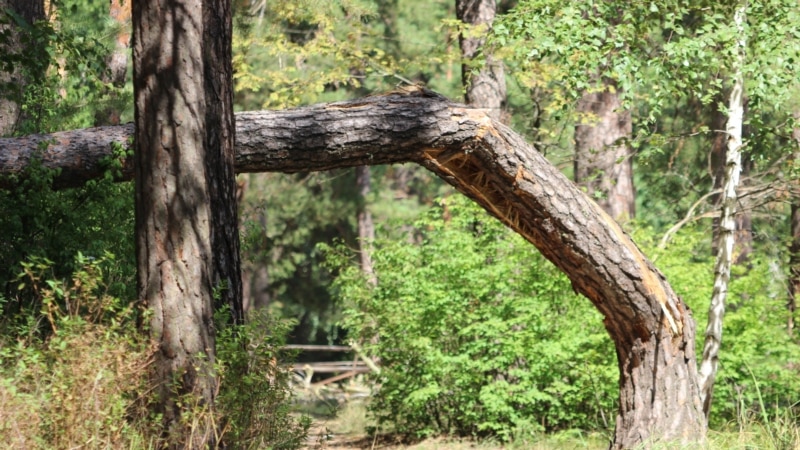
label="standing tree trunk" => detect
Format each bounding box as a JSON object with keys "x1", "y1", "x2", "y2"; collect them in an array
[
  {"x1": 456, "y1": 0, "x2": 506, "y2": 122},
  {"x1": 790, "y1": 111, "x2": 800, "y2": 336},
  {"x1": 0, "y1": 0, "x2": 45, "y2": 135},
  {"x1": 574, "y1": 80, "x2": 635, "y2": 221},
  {"x1": 132, "y1": 0, "x2": 241, "y2": 445},
  {"x1": 94, "y1": 0, "x2": 130, "y2": 126},
  {"x1": 710, "y1": 93, "x2": 752, "y2": 264},
  {"x1": 698, "y1": 4, "x2": 746, "y2": 419},
  {"x1": 356, "y1": 165, "x2": 377, "y2": 285}
]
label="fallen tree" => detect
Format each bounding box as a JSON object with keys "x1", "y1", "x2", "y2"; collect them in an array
[{"x1": 0, "y1": 89, "x2": 706, "y2": 448}]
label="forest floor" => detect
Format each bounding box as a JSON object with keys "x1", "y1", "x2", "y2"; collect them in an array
[{"x1": 300, "y1": 400, "x2": 608, "y2": 450}]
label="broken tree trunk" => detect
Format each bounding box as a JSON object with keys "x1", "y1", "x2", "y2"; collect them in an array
[{"x1": 0, "y1": 90, "x2": 706, "y2": 448}]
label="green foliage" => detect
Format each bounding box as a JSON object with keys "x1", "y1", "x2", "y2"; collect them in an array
[
  {"x1": 324, "y1": 196, "x2": 617, "y2": 440},
  {"x1": 0, "y1": 164, "x2": 136, "y2": 313},
  {"x1": 0, "y1": 254, "x2": 310, "y2": 449},
  {"x1": 216, "y1": 308, "x2": 311, "y2": 449},
  {"x1": 0, "y1": 1, "x2": 133, "y2": 135},
  {"x1": 637, "y1": 225, "x2": 800, "y2": 427},
  {"x1": 0, "y1": 254, "x2": 151, "y2": 449}
]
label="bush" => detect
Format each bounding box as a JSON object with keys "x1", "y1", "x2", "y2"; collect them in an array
[
  {"x1": 324, "y1": 196, "x2": 618, "y2": 440},
  {"x1": 0, "y1": 253, "x2": 152, "y2": 449},
  {"x1": 638, "y1": 226, "x2": 800, "y2": 428},
  {"x1": 0, "y1": 254, "x2": 310, "y2": 449}
]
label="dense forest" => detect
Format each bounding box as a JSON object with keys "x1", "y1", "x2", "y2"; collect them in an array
[{"x1": 2, "y1": 0, "x2": 800, "y2": 449}]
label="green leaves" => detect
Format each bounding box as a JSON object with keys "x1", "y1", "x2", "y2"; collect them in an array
[{"x1": 325, "y1": 196, "x2": 617, "y2": 439}]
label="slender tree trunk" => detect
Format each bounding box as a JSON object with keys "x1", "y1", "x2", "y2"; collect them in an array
[
  {"x1": 710, "y1": 93, "x2": 752, "y2": 264},
  {"x1": 133, "y1": 0, "x2": 240, "y2": 445},
  {"x1": 2, "y1": 91, "x2": 708, "y2": 447},
  {"x1": 0, "y1": 0, "x2": 46, "y2": 135},
  {"x1": 574, "y1": 80, "x2": 635, "y2": 221},
  {"x1": 94, "y1": 0, "x2": 130, "y2": 126},
  {"x1": 698, "y1": 4, "x2": 746, "y2": 419},
  {"x1": 356, "y1": 166, "x2": 377, "y2": 285},
  {"x1": 789, "y1": 111, "x2": 800, "y2": 336},
  {"x1": 456, "y1": 0, "x2": 506, "y2": 122}
]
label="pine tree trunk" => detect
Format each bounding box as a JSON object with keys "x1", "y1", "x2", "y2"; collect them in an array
[
  {"x1": 132, "y1": 0, "x2": 240, "y2": 445},
  {"x1": 574, "y1": 80, "x2": 635, "y2": 221},
  {"x1": 2, "y1": 91, "x2": 708, "y2": 447},
  {"x1": 456, "y1": 0, "x2": 506, "y2": 122},
  {"x1": 698, "y1": 4, "x2": 746, "y2": 419},
  {"x1": 94, "y1": 0, "x2": 130, "y2": 126},
  {"x1": 789, "y1": 111, "x2": 800, "y2": 335},
  {"x1": 0, "y1": 0, "x2": 45, "y2": 135}
]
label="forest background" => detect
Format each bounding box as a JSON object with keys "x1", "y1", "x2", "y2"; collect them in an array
[{"x1": 2, "y1": 0, "x2": 800, "y2": 448}]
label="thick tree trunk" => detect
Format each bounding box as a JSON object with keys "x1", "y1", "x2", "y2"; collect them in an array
[
  {"x1": 132, "y1": 0, "x2": 240, "y2": 446},
  {"x1": 574, "y1": 81, "x2": 635, "y2": 221},
  {"x1": 456, "y1": 0, "x2": 506, "y2": 122},
  {"x1": 698, "y1": 4, "x2": 746, "y2": 419},
  {"x1": 0, "y1": 90, "x2": 707, "y2": 447}
]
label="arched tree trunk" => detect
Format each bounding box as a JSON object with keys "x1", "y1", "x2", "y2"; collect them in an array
[
  {"x1": 0, "y1": 90, "x2": 707, "y2": 447},
  {"x1": 574, "y1": 80, "x2": 635, "y2": 221},
  {"x1": 132, "y1": 0, "x2": 241, "y2": 445}
]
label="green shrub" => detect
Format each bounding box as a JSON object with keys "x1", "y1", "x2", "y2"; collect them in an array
[
  {"x1": 324, "y1": 196, "x2": 618, "y2": 440},
  {"x1": 0, "y1": 253, "x2": 152, "y2": 449},
  {"x1": 216, "y1": 307, "x2": 311, "y2": 449},
  {"x1": 637, "y1": 225, "x2": 800, "y2": 428},
  {"x1": 0, "y1": 254, "x2": 310, "y2": 449}
]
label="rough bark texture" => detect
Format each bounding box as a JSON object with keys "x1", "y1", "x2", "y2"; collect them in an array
[
  {"x1": 133, "y1": 0, "x2": 239, "y2": 445},
  {"x1": 698, "y1": 5, "x2": 746, "y2": 419},
  {"x1": 0, "y1": 90, "x2": 707, "y2": 447},
  {"x1": 456, "y1": 0, "x2": 506, "y2": 122},
  {"x1": 574, "y1": 82, "x2": 635, "y2": 221}
]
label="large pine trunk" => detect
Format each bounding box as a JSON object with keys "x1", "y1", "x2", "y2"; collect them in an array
[
  {"x1": 132, "y1": 0, "x2": 240, "y2": 446},
  {"x1": 1, "y1": 92, "x2": 707, "y2": 447},
  {"x1": 574, "y1": 81, "x2": 635, "y2": 221}
]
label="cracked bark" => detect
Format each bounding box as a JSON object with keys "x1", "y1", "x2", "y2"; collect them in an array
[
  {"x1": 0, "y1": 91, "x2": 705, "y2": 448},
  {"x1": 133, "y1": 0, "x2": 239, "y2": 446}
]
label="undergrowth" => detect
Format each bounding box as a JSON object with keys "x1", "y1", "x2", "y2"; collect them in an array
[{"x1": 0, "y1": 253, "x2": 309, "y2": 449}]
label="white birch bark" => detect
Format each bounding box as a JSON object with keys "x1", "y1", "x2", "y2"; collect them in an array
[{"x1": 698, "y1": 4, "x2": 747, "y2": 418}]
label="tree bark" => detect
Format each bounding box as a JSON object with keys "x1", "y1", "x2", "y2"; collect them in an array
[
  {"x1": 133, "y1": 0, "x2": 240, "y2": 446},
  {"x1": 790, "y1": 111, "x2": 800, "y2": 336},
  {"x1": 574, "y1": 81, "x2": 635, "y2": 221},
  {"x1": 0, "y1": 89, "x2": 706, "y2": 447},
  {"x1": 356, "y1": 165, "x2": 377, "y2": 285},
  {"x1": 0, "y1": 0, "x2": 46, "y2": 135},
  {"x1": 94, "y1": 0, "x2": 130, "y2": 126},
  {"x1": 710, "y1": 95, "x2": 752, "y2": 264},
  {"x1": 456, "y1": 0, "x2": 506, "y2": 122},
  {"x1": 698, "y1": 4, "x2": 746, "y2": 419}
]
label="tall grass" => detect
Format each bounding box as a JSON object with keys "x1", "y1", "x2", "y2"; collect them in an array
[{"x1": 0, "y1": 254, "x2": 309, "y2": 449}]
